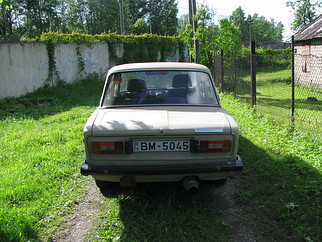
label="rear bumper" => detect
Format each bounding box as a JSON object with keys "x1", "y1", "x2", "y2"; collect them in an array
[{"x1": 80, "y1": 155, "x2": 243, "y2": 176}]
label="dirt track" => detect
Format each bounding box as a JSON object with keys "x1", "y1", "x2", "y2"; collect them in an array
[
  {"x1": 51, "y1": 176, "x2": 263, "y2": 242},
  {"x1": 51, "y1": 182, "x2": 103, "y2": 242}
]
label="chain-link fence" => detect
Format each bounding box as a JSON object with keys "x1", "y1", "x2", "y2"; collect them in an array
[
  {"x1": 213, "y1": 53, "x2": 251, "y2": 101},
  {"x1": 254, "y1": 51, "x2": 293, "y2": 126},
  {"x1": 214, "y1": 44, "x2": 321, "y2": 141}
]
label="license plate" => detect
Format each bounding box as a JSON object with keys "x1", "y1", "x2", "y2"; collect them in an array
[{"x1": 133, "y1": 141, "x2": 190, "y2": 152}]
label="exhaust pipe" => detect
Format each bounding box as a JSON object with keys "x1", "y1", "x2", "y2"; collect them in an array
[{"x1": 182, "y1": 177, "x2": 199, "y2": 194}]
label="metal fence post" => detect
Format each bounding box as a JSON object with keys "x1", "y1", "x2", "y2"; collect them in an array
[
  {"x1": 250, "y1": 41, "x2": 256, "y2": 106},
  {"x1": 291, "y1": 36, "x2": 295, "y2": 121},
  {"x1": 220, "y1": 49, "x2": 224, "y2": 92},
  {"x1": 233, "y1": 49, "x2": 237, "y2": 98}
]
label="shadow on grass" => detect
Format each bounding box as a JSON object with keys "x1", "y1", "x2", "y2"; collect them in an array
[
  {"x1": 94, "y1": 135, "x2": 321, "y2": 241},
  {"x1": 236, "y1": 135, "x2": 321, "y2": 241},
  {"x1": 0, "y1": 219, "x2": 40, "y2": 242},
  {"x1": 256, "y1": 97, "x2": 321, "y2": 112},
  {"x1": 0, "y1": 76, "x2": 104, "y2": 120},
  {"x1": 98, "y1": 181, "x2": 231, "y2": 241},
  {"x1": 223, "y1": 78, "x2": 251, "y2": 96}
]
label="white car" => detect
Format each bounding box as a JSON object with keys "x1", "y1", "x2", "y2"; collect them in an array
[{"x1": 81, "y1": 62, "x2": 243, "y2": 193}]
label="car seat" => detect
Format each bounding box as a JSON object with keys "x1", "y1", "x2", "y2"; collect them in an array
[
  {"x1": 165, "y1": 74, "x2": 192, "y2": 104},
  {"x1": 126, "y1": 79, "x2": 148, "y2": 104}
]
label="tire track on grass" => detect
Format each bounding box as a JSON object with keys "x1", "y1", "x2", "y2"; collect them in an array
[{"x1": 51, "y1": 179, "x2": 103, "y2": 242}]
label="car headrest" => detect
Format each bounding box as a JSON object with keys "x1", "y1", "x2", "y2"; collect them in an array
[
  {"x1": 127, "y1": 79, "x2": 147, "y2": 93},
  {"x1": 172, "y1": 74, "x2": 191, "y2": 88}
]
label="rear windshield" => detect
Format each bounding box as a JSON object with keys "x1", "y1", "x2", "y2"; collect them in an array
[{"x1": 101, "y1": 70, "x2": 219, "y2": 106}]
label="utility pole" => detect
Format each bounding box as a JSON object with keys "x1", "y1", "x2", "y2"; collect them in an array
[
  {"x1": 119, "y1": 0, "x2": 125, "y2": 34},
  {"x1": 188, "y1": 0, "x2": 200, "y2": 63},
  {"x1": 188, "y1": 0, "x2": 193, "y2": 62}
]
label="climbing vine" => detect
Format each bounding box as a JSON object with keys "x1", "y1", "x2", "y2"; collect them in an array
[
  {"x1": 44, "y1": 40, "x2": 59, "y2": 85},
  {"x1": 75, "y1": 45, "x2": 85, "y2": 74},
  {"x1": 21, "y1": 32, "x2": 186, "y2": 84}
]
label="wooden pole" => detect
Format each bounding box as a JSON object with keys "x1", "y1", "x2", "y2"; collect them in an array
[
  {"x1": 188, "y1": 0, "x2": 199, "y2": 63},
  {"x1": 192, "y1": 0, "x2": 199, "y2": 63},
  {"x1": 188, "y1": 0, "x2": 193, "y2": 62}
]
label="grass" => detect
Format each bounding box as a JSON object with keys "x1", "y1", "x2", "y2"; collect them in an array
[
  {"x1": 221, "y1": 94, "x2": 321, "y2": 241},
  {"x1": 95, "y1": 184, "x2": 230, "y2": 241},
  {"x1": 0, "y1": 75, "x2": 103, "y2": 241},
  {"x1": 234, "y1": 68, "x2": 321, "y2": 139},
  {"x1": 0, "y1": 75, "x2": 321, "y2": 241}
]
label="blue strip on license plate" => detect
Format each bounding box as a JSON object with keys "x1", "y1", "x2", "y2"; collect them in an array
[{"x1": 133, "y1": 141, "x2": 190, "y2": 152}]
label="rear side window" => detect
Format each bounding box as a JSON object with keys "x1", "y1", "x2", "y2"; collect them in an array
[{"x1": 101, "y1": 70, "x2": 219, "y2": 106}]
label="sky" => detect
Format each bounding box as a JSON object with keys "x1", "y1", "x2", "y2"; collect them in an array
[{"x1": 177, "y1": 0, "x2": 322, "y2": 41}]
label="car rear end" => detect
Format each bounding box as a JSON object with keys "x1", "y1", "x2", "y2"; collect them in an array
[{"x1": 80, "y1": 62, "x2": 243, "y2": 192}]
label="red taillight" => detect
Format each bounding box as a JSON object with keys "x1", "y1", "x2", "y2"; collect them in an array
[
  {"x1": 199, "y1": 140, "x2": 231, "y2": 153},
  {"x1": 92, "y1": 141, "x2": 124, "y2": 154}
]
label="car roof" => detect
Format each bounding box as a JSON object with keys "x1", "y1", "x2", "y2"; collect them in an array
[{"x1": 107, "y1": 62, "x2": 211, "y2": 75}]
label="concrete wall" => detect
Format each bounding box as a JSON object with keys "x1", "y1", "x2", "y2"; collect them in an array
[
  {"x1": 53, "y1": 43, "x2": 111, "y2": 83},
  {"x1": 0, "y1": 43, "x2": 49, "y2": 99},
  {"x1": 0, "y1": 42, "x2": 185, "y2": 99}
]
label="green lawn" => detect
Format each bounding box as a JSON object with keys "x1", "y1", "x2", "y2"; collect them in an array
[
  {"x1": 0, "y1": 77, "x2": 103, "y2": 241},
  {"x1": 235, "y1": 68, "x2": 321, "y2": 140},
  {"x1": 220, "y1": 94, "x2": 321, "y2": 241}
]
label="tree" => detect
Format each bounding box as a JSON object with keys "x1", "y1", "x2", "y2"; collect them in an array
[
  {"x1": 132, "y1": 18, "x2": 148, "y2": 34},
  {"x1": 177, "y1": 13, "x2": 189, "y2": 35},
  {"x1": 182, "y1": 4, "x2": 242, "y2": 68},
  {"x1": 229, "y1": 7, "x2": 284, "y2": 45},
  {"x1": 286, "y1": 0, "x2": 322, "y2": 31},
  {"x1": 62, "y1": 0, "x2": 88, "y2": 33},
  {"x1": 1, "y1": 0, "x2": 180, "y2": 39},
  {"x1": 0, "y1": 0, "x2": 13, "y2": 37},
  {"x1": 193, "y1": 4, "x2": 218, "y2": 65},
  {"x1": 85, "y1": 0, "x2": 119, "y2": 34},
  {"x1": 146, "y1": 0, "x2": 178, "y2": 35},
  {"x1": 124, "y1": 0, "x2": 147, "y2": 33},
  {"x1": 216, "y1": 18, "x2": 242, "y2": 56},
  {"x1": 12, "y1": 0, "x2": 62, "y2": 38},
  {"x1": 229, "y1": 6, "x2": 248, "y2": 44},
  {"x1": 249, "y1": 14, "x2": 284, "y2": 43}
]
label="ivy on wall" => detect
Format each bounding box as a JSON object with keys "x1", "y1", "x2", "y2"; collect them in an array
[
  {"x1": 75, "y1": 45, "x2": 85, "y2": 75},
  {"x1": 21, "y1": 32, "x2": 186, "y2": 83}
]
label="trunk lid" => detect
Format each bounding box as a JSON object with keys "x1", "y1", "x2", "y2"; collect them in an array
[{"x1": 89, "y1": 106, "x2": 232, "y2": 136}]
